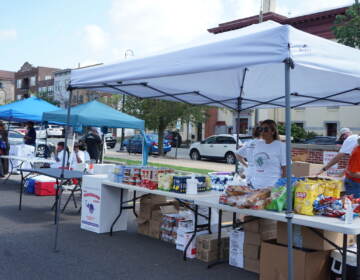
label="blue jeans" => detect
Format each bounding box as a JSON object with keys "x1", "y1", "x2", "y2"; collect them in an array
[{"x1": 344, "y1": 177, "x2": 360, "y2": 198}]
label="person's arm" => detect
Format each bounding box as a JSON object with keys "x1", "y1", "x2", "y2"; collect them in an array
[
  {"x1": 236, "y1": 154, "x2": 248, "y2": 167},
  {"x1": 346, "y1": 170, "x2": 360, "y2": 179},
  {"x1": 76, "y1": 151, "x2": 84, "y2": 163},
  {"x1": 316, "y1": 152, "x2": 345, "y2": 175}
]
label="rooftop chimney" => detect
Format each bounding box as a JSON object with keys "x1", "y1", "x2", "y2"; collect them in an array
[{"x1": 263, "y1": 0, "x2": 276, "y2": 13}]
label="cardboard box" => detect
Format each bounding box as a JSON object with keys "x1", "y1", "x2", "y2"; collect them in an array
[
  {"x1": 244, "y1": 257, "x2": 260, "y2": 274},
  {"x1": 277, "y1": 222, "x2": 355, "y2": 251},
  {"x1": 149, "y1": 219, "x2": 162, "y2": 239},
  {"x1": 244, "y1": 230, "x2": 277, "y2": 246},
  {"x1": 196, "y1": 233, "x2": 229, "y2": 251},
  {"x1": 292, "y1": 161, "x2": 323, "y2": 177},
  {"x1": 244, "y1": 243, "x2": 260, "y2": 260},
  {"x1": 260, "y1": 240, "x2": 330, "y2": 280},
  {"x1": 137, "y1": 220, "x2": 150, "y2": 236},
  {"x1": 140, "y1": 194, "x2": 166, "y2": 204},
  {"x1": 243, "y1": 217, "x2": 277, "y2": 233}
]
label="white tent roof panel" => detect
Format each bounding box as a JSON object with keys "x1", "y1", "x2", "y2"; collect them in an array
[{"x1": 71, "y1": 21, "x2": 360, "y2": 110}]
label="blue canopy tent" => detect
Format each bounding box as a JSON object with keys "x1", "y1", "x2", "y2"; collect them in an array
[
  {"x1": 0, "y1": 96, "x2": 59, "y2": 122},
  {"x1": 42, "y1": 100, "x2": 148, "y2": 164}
]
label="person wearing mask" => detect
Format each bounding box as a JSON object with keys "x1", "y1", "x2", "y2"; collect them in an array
[
  {"x1": 85, "y1": 128, "x2": 102, "y2": 163},
  {"x1": 344, "y1": 137, "x2": 360, "y2": 197},
  {"x1": 69, "y1": 142, "x2": 85, "y2": 168},
  {"x1": 24, "y1": 121, "x2": 36, "y2": 146},
  {"x1": 317, "y1": 128, "x2": 359, "y2": 175},
  {"x1": 51, "y1": 142, "x2": 69, "y2": 168},
  {"x1": 236, "y1": 125, "x2": 262, "y2": 186},
  {"x1": 0, "y1": 122, "x2": 9, "y2": 175},
  {"x1": 252, "y1": 119, "x2": 286, "y2": 189}
]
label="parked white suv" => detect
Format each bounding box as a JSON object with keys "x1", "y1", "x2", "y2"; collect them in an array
[{"x1": 189, "y1": 134, "x2": 246, "y2": 164}]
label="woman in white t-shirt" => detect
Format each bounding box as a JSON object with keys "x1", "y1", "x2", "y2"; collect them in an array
[
  {"x1": 252, "y1": 120, "x2": 286, "y2": 189},
  {"x1": 69, "y1": 142, "x2": 86, "y2": 169},
  {"x1": 236, "y1": 126, "x2": 262, "y2": 186}
]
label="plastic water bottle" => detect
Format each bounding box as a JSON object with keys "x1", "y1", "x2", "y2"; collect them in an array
[{"x1": 344, "y1": 197, "x2": 353, "y2": 224}]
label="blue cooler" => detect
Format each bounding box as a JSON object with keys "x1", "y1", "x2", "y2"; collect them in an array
[{"x1": 24, "y1": 178, "x2": 36, "y2": 194}]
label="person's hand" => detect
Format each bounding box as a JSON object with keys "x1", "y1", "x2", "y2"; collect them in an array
[{"x1": 315, "y1": 167, "x2": 326, "y2": 177}]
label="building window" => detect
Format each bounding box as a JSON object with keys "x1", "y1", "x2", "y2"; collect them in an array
[
  {"x1": 30, "y1": 76, "x2": 36, "y2": 86},
  {"x1": 45, "y1": 75, "x2": 52, "y2": 80},
  {"x1": 326, "y1": 122, "x2": 337, "y2": 137},
  {"x1": 16, "y1": 79, "x2": 22, "y2": 88},
  {"x1": 0, "y1": 82, "x2": 2, "y2": 88}
]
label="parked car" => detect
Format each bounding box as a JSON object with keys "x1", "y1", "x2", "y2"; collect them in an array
[
  {"x1": 8, "y1": 130, "x2": 25, "y2": 145},
  {"x1": 189, "y1": 134, "x2": 243, "y2": 164},
  {"x1": 105, "y1": 133, "x2": 116, "y2": 149},
  {"x1": 126, "y1": 134, "x2": 172, "y2": 154},
  {"x1": 165, "y1": 131, "x2": 182, "y2": 147},
  {"x1": 300, "y1": 136, "x2": 337, "y2": 145}
]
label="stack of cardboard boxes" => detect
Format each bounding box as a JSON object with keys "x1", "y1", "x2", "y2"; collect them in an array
[
  {"x1": 241, "y1": 217, "x2": 277, "y2": 273},
  {"x1": 137, "y1": 194, "x2": 178, "y2": 239},
  {"x1": 196, "y1": 232, "x2": 229, "y2": 263},
  {"x1": 260, "y1": 222, "x2": 355, "y2": 280}
]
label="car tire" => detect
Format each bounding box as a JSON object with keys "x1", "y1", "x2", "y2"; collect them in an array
[
  {"x1": 225, "y1": 152, "x2": 236, "y2": 164},
  {"x1": 190, "y1": 149, "x2": 201, "y2": 160}
]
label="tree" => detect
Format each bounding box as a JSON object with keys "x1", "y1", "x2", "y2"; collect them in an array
[
  {"x1": 277, "y1": 123, "x2": 317, "y2": 142},
  {"x1": 333, "y1": 1, "x2": 360, "y2": 48},
  {"x1": 124, "y1": 97, "x2": 208, "y2": 155},
  {"x1": 98, "y1": 94, "x2": 122, "y2": 109}
]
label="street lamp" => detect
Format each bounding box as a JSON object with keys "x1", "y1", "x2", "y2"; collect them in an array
[{"x1": 119, "y1": 49, "x2": 135, "y2": 152}]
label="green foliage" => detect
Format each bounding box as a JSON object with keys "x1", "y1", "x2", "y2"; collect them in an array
[
  {"x1": 277, "y1": 123, "x2": 317, "y2": 142},
  {"x1": 32, "y1": 91, "x2": 60, "y2": 106},
  {"x1": 333, "y1": 2, "x2": 360, "y2": 48},
  {"x1": 98, "y1": 95, "x2": 122, "y2": 109},
  {"x1": 124, "y1": 96, "x2": 208, "y2": 155}
]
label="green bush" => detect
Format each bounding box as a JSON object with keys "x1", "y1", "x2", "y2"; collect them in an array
[{"x1": 277, "y1": 123, "x2": 317, "y2": 142}]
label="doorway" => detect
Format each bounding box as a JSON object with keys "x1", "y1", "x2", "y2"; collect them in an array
[{"x1": 326, "y1": 122, "x2": 337, "y2": 137}]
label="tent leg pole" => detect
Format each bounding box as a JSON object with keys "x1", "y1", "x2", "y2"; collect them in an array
[
  {"x1": 54, "y1": 89, "x2": 73, "y2": 252},
  {"x1": 285, "y1": 60, "x2": 293, "y2": 280}
]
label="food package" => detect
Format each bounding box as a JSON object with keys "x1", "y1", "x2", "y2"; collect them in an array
[
  {"x1": 294, "y1": 180, "x2": 322, "y2": 216},
  {"x1": 225, "y1": 185, "x2": 253, "y2": 196},
  {"x1": 265, "y1": 186, "x2": 287, "y2": 212},
  {"x1": 158, "y1": 173, "x2": 174, "y2": 191}
]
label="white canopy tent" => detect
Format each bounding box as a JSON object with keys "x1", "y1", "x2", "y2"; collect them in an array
[{"x1": 69, "y1": 21, "x2": 360, "y2": 280}]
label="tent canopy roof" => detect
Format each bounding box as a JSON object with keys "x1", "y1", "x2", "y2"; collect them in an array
[
  {"x1": 42, "y1": 100, "x2": 144, "y2": 130},
  {"x1": 0, "y1": 96, "x2": 59, "y2": 122},
  {"x1": 70, "y1": 21, "x2": 360, "y2": 111}
]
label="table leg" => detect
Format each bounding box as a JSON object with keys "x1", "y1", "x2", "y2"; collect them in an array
[
  {"x1": 54, "y1": 180, "x2": 63, "y2": 252},
  {"x1": 110, "y1": 188, "x2": 124, "y2": 236},
  {"x1": 54, "y1": 179, "x2": 60, "y2": 224},
  {"x1": 232, "y1": 212, "x2": 236, "y2": 229},
  {"x1": 183, "y1": 204, "x2": 198, "y2": 261},
  {"x1": 207, "y1": 208, "x2": 212, "y2": 234},
  {"x1": 357, "y1": 234, "x2": 360, "y2": 280},
  {"x1": 19, "y1": 170, "x2": 24, "y2": 211},
  {"x1": 342, "y1": 234, "x2": 348, "y2": 280},
  {"x1": 132, "y1": 191, "x2": 138, "y2": 217}
]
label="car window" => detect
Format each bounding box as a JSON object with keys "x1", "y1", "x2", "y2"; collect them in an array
[
  {"x1": 204, "y1": 137, "x2": 216, "y2": 144},
  {"x1": 216, "y1": 136, "x2": 236, "y2": 144}
]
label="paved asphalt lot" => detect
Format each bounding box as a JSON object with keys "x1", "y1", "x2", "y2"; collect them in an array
[{"x1": 0, "y1": 176, "x2": 257, "y2": 280}]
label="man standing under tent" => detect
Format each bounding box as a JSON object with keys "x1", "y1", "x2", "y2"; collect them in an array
[
  {"x1": 318, "y1": 128, "x2": 359, "y2": 175},
  {"x1": 24, "y1": 121, "x2": 36, "y2": 146},
  {"x1": 84, "y1": 127, "x2": 102, "y2": 163}
]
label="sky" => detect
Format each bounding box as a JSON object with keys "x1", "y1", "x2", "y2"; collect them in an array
[{"x1": 0, "y1": 0, "x2": 355, "y2": 72}]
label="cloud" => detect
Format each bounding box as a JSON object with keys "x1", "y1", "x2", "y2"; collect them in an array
[
  {"x1": 83, "y1": 24, "x2": 107, "y2": 53},
  {"x1": 0, "y1": 29, "x2": 17, "y2": 40}
]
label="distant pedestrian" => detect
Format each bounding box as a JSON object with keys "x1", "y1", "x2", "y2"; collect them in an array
[
  {"x1": 24, "y1": 121, "x2": 36, "y2": 146},
  {"x1": 0, "y1": 122, "x2": 9, "y2": 175}
]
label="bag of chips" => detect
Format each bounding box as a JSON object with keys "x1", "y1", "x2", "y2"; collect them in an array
[
  {"x1": 294, "y1": 180, "x2": 322, "y2": 216},
  {"x1": 265, "y1": 186, "x2": 287, "y2": 212}
]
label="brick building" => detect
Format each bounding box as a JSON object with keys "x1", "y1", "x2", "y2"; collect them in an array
[
  {"x1": 14, "y1": 62, "x2": 60, "y2": 101},
  {"x1": 204, "y1": 3, "x2": 351, "y2": 138},
  {"x1": 0, "y1": 70, "x2": 15, "y2": 105}
]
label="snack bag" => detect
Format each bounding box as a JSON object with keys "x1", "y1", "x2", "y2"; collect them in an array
[
  {"x1": 265, "y1": 186, "x2": 287, "y2": 212},
  {"x1": 294, "y1": 180, "x2": 321, "y2": 216},
  {"x1": 158, "y1": 173, "x2": 174, "y2": 191}
]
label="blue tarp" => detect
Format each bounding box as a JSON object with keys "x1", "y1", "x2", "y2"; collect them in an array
[
  {"x1": 0, "y1": 96, "x2": 59, "y2": 122},
  {"x1": 43, "y1": 100, "x2": 148, "y2": 164},
  {"x1": 43, "y1": 100, "x2": 144, "y2": 130}
]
